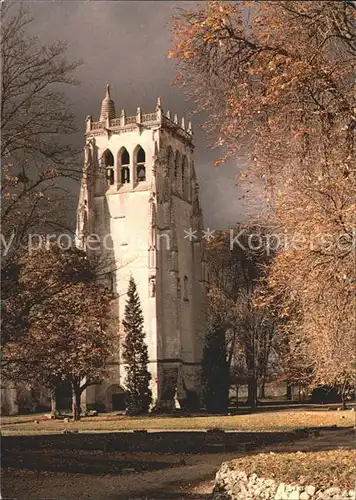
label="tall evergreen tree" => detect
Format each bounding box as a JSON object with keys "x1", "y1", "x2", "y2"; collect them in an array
[
  {"x1": 122, "y1": 277, "x2": 152, "y2": 415},
  {"x1": 202, "y1": 325, "x2": 230, "y2": 414}
]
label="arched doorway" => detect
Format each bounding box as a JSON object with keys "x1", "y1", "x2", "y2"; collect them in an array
[{"x1": 106, "y1": 384, "x2": 126, "y2": 411}]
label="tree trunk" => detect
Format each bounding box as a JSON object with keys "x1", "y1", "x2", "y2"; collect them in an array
[
  {"x1": 247, "y1": 375, "x2": 257, "y2": 409},
  {"x1": 50, "y1": 390, "x2": 57, "y2": 416},
  {"x1": 338, "y1": 380, "x2": 349, "y2": 410},
  {"x1": 246, "y1": 342, "x2": 257, "y2": 409},
  {"x1": 286, "y1": 380, "x2": 292, "y2": 400},
  {"x1": 71, "y1": 383, "x2": 81, "y2": 421},
  {"x1": 235, "y1": 384, "x2": 239, "y2": 407},
  {"x1": 341, "y1": 385, "x2": 347, "y2": 410},
  {"x1": 258, "y1": 380, "x2": 266, "y2": 399}
]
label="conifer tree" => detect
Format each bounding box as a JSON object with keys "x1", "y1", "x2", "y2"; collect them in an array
[
  {"x1": 122, "y1": 277, "x2": 152, "y2": 415},
  {"x1": 202, "y1": 325, "x2": 230, "y2": 414}
]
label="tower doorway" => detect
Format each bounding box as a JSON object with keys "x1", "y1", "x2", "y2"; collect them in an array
[
  {"x1": 112, "y1": 392, "x2": 126, "y2": 410},
  {"x1": 106, "y1": 384, "x2": 126, "y2": 411}
]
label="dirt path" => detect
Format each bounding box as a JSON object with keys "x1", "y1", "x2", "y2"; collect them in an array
[
  {"x1": 2, "y1": 452, "x2": 237, "y2": 500},
  {"x1": 2, "y1": 429, "x2": 354, "y2": 500}
]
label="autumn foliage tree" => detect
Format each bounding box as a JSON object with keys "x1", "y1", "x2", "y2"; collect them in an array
[
  {"x1": 122, "y1": 277, "x2": 152, "y2": 415},
  {"x1": 2, "y1": 241, "x2": 91, "y2": 348},
  {"x1": 3, "y1": 245, "x2": 114, "y2": 420},
  {"x1": 170, "y1": 1, "x2": 356, "y2": 398}
]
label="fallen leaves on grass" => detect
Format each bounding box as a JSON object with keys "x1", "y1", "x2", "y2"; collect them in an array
[
  {"x1": 2, "y1": 410, "x2": 355, "y2": 436},
  {"x1": 229, "y1": 450, "x2": 356, "y2": 489}
]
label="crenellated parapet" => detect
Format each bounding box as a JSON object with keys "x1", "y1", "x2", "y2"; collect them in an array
[{"x1": 86, "y1": 88, "x2": 193, "y2": 144}]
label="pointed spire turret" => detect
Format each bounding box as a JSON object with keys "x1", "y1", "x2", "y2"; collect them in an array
[
  {"x1": 99, "y1": 84, "x2": 116, "y2": 122},
  {"x1": 156, "y1": 97, "x2": 163, "y2": 121},
  {"x1": 156, "y1": 97, "x2": 162, "y2": 111}
]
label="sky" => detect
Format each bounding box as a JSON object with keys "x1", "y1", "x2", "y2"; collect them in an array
[{"x1": 23, "y1": 0, "x2": 257, "y2": 229}]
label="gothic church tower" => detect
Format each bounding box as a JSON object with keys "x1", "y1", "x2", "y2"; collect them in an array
[{"x1": 77, "y1": 85, "x2": 207, "y2": 410}]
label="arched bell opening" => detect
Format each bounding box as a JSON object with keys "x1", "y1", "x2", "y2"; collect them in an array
[
  {"x1": 134, "y1": 145, "x2": 146, "y2": 183},
  {"x1": 118, "y1": 147, "x2": 130, "y2": 185},
  {"x1": 102, "y1": 149, "x2": 115, "y2": 187}
]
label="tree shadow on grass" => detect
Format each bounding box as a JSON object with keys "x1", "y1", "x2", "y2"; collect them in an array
[{"x1": 2, "y1": 448, "x2": 176, "y2": 475}]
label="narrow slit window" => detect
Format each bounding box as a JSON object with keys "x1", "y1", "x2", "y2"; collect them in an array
[
  {"x1": 182, "y1": 156, "x2": 189, "y2": 198},
  {"x1": 174, "y1": 152, "x2": 181, "y2": 193}
]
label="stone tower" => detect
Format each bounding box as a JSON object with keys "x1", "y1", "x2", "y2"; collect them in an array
[{"x1": 77, "y1": 85, "x2": 207, "y2": 410}]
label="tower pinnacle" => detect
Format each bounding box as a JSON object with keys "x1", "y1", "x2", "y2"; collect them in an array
[{"x1": 100, "y1": 83, "x2": 116, "y2": 122}]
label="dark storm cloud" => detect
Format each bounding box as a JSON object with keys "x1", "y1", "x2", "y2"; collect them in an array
[{"x1": 25, "y1": 0, "x2": 252, "y2": 228}]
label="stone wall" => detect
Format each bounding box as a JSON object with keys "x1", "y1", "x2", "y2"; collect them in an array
[{"x1": 213, "y1": 464, "x2": 355, "y2": 500}]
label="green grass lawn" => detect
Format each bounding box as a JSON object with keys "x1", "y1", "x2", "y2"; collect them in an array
[{"x1": 2, "y1": 409, "x2": 355, "y2": 436}]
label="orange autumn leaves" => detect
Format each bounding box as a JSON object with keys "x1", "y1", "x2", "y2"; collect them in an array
[{"x1": 169, "y1": 1, "x2": 356, "y2": 394}]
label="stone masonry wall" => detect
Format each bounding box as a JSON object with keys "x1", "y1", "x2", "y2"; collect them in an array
[{"x1": 213, "y1": 465, "x2": 356, "y2": 500}]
